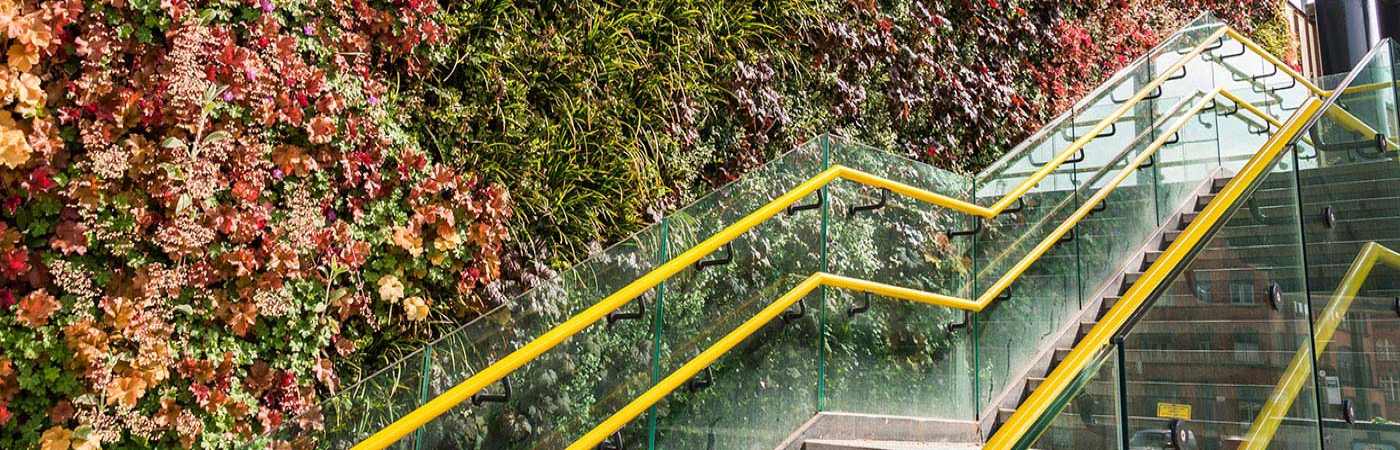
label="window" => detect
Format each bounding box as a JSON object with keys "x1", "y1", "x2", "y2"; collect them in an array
[
  {"x1": 1235, "y1": 339, "x2": 1263, "y2": 364},
  {"x1": 1382, "y1": 376, "x2": 1400, "y2": 402},
  {"x1": 1191, "y1": 272, "x2": 1212, "y2": 302},
  {"x1": 1380, "y1": 339, "x2": 1397, "y2": 362},
  {"x1": 1240, "y1": 400, "x2": 1263, "y2": 421},
  {"x1": 1230, "y1": 278, "x2": 1255, "y2": 305}
]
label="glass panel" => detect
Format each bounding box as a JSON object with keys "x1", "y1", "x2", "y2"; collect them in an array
[
  {"x1": 1207, "y1": 34, "x2": 1315, "y2": 170},
  {"x1": 292, "y1": 347, "x2": 429, "y2": 449},
  {"x1": 978, "y1": 14, "x2": 1226, "y2": 184},
  {"x1": 1025, "y1": 349, "x2": 1123, "y2": 450},
  {"x1": 647, "y1": 286, "x2": 821, "y2": 449},
  {"x1": 969, "y1": 97, "x2": 1195, "y2": 415},
  {"x1": 413, "y1": 222, "x2": 668, "y2": 448},
  {"x1": 1153, "y1": 92, "x2": 1269, "y2": 225},
  {"x1": 1122, "y1": 148, "x2": 1320, "y2": 450},
  {"x1": 1299, "y1": 40, "x2": 1400, "y2": 447},
  {"x1": 650, "y1": 142, "x2": 825, "y2": 448},
  {"x1": 1076, "y1": 95, "x2": 1201, "y2": 305},
  {"x1": 823, "y1": 138, "x2": 977, "y2": 420},
  {"x1": 973, "y1": 150, "x2": 1080, "y2": 413}
]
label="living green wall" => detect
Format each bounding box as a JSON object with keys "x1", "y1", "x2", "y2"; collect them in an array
[{"x1": 0, "y1": 0, "x2": 1294, "y2": 448}]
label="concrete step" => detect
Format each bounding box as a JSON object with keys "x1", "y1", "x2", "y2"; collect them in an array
[
  {"x1": 997, "y1": 408, "x2": 1015, "y2": 425},
  {"x1": 802, "y1": 440, "x2": 979, "y2": 450}
]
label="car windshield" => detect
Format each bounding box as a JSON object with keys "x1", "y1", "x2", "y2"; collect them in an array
[{"x1": 1130, "y1": 431, "x2": 1172, "y2": 447}]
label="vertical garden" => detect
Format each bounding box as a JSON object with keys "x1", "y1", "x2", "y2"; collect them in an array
[{"x1": 0, "y1": 0, "x2": 1294, "y2": 448}]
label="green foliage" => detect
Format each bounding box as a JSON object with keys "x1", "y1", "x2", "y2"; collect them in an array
[
  {"x1": 1252, "y1": 1, "x2": 1296, "y2": 63},
  {"x1": 409, "y1": 0, "x2": 824, "y2": 265}
]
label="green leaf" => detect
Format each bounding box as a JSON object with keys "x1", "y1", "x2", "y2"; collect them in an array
[{"x1": 202, "y1": 130, "x2": 233, "y2": 146}]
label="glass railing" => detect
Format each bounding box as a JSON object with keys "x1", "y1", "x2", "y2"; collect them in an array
[
  {"x1": 261, "y1": 12, "x2": 1336, "y2": 450},
  {"x1": 1299, "y1": 41, "x2": 1400, "y2": 450},
  {"x1": 636, "y1": 89, "x2": 1302, "y2": 450},
  {"x1": 1014, "y1": 39, "x2": 1400, "y2": 450}
]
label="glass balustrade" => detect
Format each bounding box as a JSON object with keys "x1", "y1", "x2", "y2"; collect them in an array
[
  {"x1": 261, "y1": 11, "x2": 1369, "y2": 450},
  {"x1": 1014, "y1": 39, "x2": 1400, "y2": 450}
]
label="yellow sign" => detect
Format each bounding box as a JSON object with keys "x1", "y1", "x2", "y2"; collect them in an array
[{"x1": 1157, "y1": 402, "x2": 1192, "y2": 420}]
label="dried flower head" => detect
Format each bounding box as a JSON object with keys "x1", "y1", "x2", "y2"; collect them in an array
[{"x1": 376, "y1": 275, "x2": 404, "y2": 304}]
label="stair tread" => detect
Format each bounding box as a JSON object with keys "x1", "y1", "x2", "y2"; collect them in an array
[{"x1": 802, "y1": 439, "x2": 979, "y2": 450}]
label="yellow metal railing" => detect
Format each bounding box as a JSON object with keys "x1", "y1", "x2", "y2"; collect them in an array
[
  {"x1": 984, "y1": 96, "x2": 1324, "y2": 450},
  {"x1": 352, "y1": 24, "x2": 1351, "y2": 450},
  {"x1": 566, "y1": 89, "x2": 1317, "y2": 449},
  {"x1": 989, "y1": 94, "x2": 1328, "y2": 448},
  {"x1": 349, "y1": 28, "x2": 1242, "y2": 450},
  {"x1": 1238, "y1": 243, "x2": 1400, "y2": 449}
]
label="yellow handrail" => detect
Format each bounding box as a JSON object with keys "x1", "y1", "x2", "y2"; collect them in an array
[
  {"x1": 1340, "y1": 80, "x2": 1400, "y2": 95},
  {"x1": 351, "y1": 24, "x2": 1357, "y2": 450},
  {"x1": 1224, "y1": 29, "x2": 1327, "y2": 96},
  {"x1": 565, "y1": 88, "x2": 1307, "y2": 449},
  {"x1": 569, "y1": 273, "x2": 954, "y2": 449},
  {"x1": 1238, "y1": 243, "x2": 1400, "y2": 449},
  {"x1": 349, "y1": 30, "x2": 1243, "y2": 450},
  {"x1": 983, "y1": 96, "x2": 1326, "y2": 450}
]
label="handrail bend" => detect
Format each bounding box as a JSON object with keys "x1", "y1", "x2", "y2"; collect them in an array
[
  {"x1": 565, "y1": 89, "x2": 1316, "y2": 449},
  {"x1": 350, "y1": 23, "x2": 1373, "y2": 450},
  {"x1": 1239, "y1": 243, "x2": 1400, "y2": 449},
  {"x1": 350, "y1": 28, "x2": 1239, "y2": 449}
]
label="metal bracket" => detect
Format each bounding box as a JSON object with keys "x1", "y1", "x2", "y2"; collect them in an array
[
  {"x1": 945, "y1": 312, "x2": 971, "y2": 333},
  {"x1": 847, "y1": 188, "x2": 889, "y2": 218},
  {"x1": 847, "y1": 293, "x2": 871, "y2": 318},
  {"x1": 1056, "y1": 229, "x2": 1076, "y2": 245},
  {"x1": 1197, "y1": 104, "x2": 1218, "y2": 127},
  {"x1": 1095, "y1": 122, "x2": 1118, "y2": 139},
  {"x1": 786, "y1": 191, "x2": 824, "y2": 215},
  {"x1": 1137, "y1": 154, "x2": 1156, "y2": 169},
  {"x1": 948, "y1": 218, "x2": 983, "y2": 238},
  {"x1": 1321, "y1": 206, "x2": 1337, "y2": 229},
  {"x1": 1163, "y1": 131, "x2": 1180, "y2": 146},
  {"x1": 1232, "y1": 61, "x2": 1270, "y2": 82},
  {"x1": 1218, "y1": 101, "x2": 1241, "y2": 117},
  {"x1": 1030, "y1": 148, "x2": 1086, "y2": 166},
  {"x1": 1251, "y1": 63, "x2": 1279, "y2": 82},
  {"x1": 1214, "y1": 41, "x2": 1247, "y2": 61},
  {"x1": 607, "y1": 300, "x2": 646, "y2": 326},
  {"x1": 1166, "y1": 66, "x2": 1187, "y2": 81},
  {"x1": 599, "y1": 432, "x2": 625, "y2": 450},
  {"x1": 1004, "y1": 197, "x2": 1027, "y2": 214},
  {"x1": 1269, "y1": 75, "x2": 1297, "y2": 93},
  {"x1": 1343, "y1": 399, "x2": 1356, "y2": 424},
  {"x1": 1089, "y1": 200, "x2": 1107, "y2": 215},
  {"x1": 471, "y1": 377, "x2": 511, "y2": 406},
  {"x1": 696, "y1": 243, "x2": 733, "y2": 270},
  {"x1": 781, "y1": 299, "x2": 806, "y2": 324},
  {"x1": 1248, "y1": 121, "x2": 1271, "y2": 136},
  {"x1": 1393, "y1": 297, "x2": 1399, "y2": 318},
  {"x1": 1202, "y1": 36, "x2": 1225, "y2": 52},
  {"x1": 687, "y1": 367, "x2": 714, "y2": 392},
  {"x1": 1113, "y1": 85, "x2": 1163, "y2": 104}
]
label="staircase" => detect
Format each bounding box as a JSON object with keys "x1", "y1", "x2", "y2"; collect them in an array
[
  {"x1": 264, "y1": 12, "x2": 1400, "y2": 450},
  {"x1": 997, "y1": 156, "x2": 1400, "y2": 450}
]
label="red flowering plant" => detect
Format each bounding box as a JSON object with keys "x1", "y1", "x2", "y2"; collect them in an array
[{"x1": 0, "y1": 0, "x2": 510, "y2": 448}]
